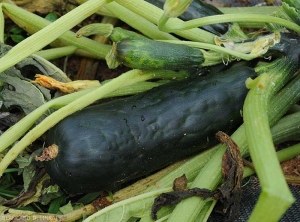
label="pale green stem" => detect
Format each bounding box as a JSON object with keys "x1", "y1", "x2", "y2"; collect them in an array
[
  {"x1": 166, "y1": 146, "x2": 223, "y2": 222},
  {"x1": 243, "y1": 75, "x2": 294, "y2": 221},
  {"x1": 270, "y1": 112, "x2": 300, "y2": 145},
  {"x1": 220, "y1": 6, "x2": 283, "y2": 15},
  {"x1": 158, "y1": 13, "x2": 170, "y2": 31},
  {"x1": 105, "y1": 2, "x2": 178, "y2": 40},
  {"x1": 113, "y1": 0, "x2": 216, "y2": 43},
  {"x1": 161, "y1": 40, "x2": 262, "y2": 61},
  {"x1": 84, "y1": 187, "x2": 173, "y2": 222},
  {"x1": 77, "y1": 0, "x2": 115, "y2": 17},
  {"x1": 34, "y1": 46, "x2": 78, "y2": 60},
  {"x1": 159, "y1": 13, "x2": 300, "y2": 34},
  {"x1": 0, "y1": 0, "x2": 107, "y2": 73},
  {"x1": 243, "y1": 145, "x2": 300, "y2": 178},
  {"x1": 144, "y1": 147, "x2": 219, "y2": 192},
  {"x1": 196, "y1": 200, "x2": 216, "y2": 222},
  {"x1": 2, "y1": 3, "x2": 110, "y2": 59},
  {"x1": 0, "y1": 4, "x2": 4, "y2": 43}
]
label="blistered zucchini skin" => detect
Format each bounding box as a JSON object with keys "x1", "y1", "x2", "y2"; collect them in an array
[
  {"x1": 44, "y1": 66, "x2": 255, "y2": 194},
  {"x1": 115, "y1": 38, "x2": 204, "y2": 70}
]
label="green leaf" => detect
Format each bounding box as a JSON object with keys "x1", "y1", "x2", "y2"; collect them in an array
[
  {"x1": 9, "y1": 26, "x2": 24, "y2": 35},
  {"x1": 40, "y1": 184, "x2": 63, "y2": 206},
  {"x1": 15, "y1": 154, "x2": 37, "y2": 192},
  {"x1": 1, "y1": 80, "x2": 44, "y2": 115},
  {"x1": 0, "y1": 43, "x2": 68, "y2": 114},
  {"x1": 15, "y1": 155, "x2": 33, "y2": 169},
  {"x1": 10, "y1": 34, "x2": 25, "y2": 43},
  {"x1": 45, "y1": 12, "x2": 58, "y2": 22},
  {"x1": 47, "y1": 194, "x2": 66, "y2": 213},
  {"x1": 0, "y1": 189, "x2": 19, "y2": 198},
  {"x1": 59, "y1": 201, "x2": 74, "y2": 214},
  {"x1": 0, "y1": 74, "x2": 45, "y2": 115},
  {"x1": 22, "y1": 164, "x2": 36, "y2": 192},
  {"x1": 15, "y1": 149, "x2": 45, "y2": 192},
  {"x1": 76, "y1": 192, "x2": 102, "y2": 205},
  {"x1": 0, "y1": 173, "x2": 16, "y2": 189}
]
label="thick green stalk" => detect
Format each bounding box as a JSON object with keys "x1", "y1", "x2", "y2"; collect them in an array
[
  {"x1": 243, "y1": 142, "x2": 300, "y2": 178},
  {"x1": 1, "y1": 4, "x2": 110, "y2": 59},
  {"x1": 162, "y1": 36, "x2": 278, "y2": 61},
  {"x1": 144, "y1": 147, "x2": 219, "y2": 192},
  {"x1": 167, "y1": 58, "x2": 299, "y2": 222},
  {"x1": 0, "y1": 5, "x2": 4, "y2": 43},
  {"x1": 243, "y1": 76, "x2": 294, "y2": 221},
  {"x1": 34, "y1": 46, "x2": 78, "y2": 60},
  {"x1": 220, "y1": 6, "x2": 285, "y2": 29},
  {"x1": 113, "y1": 0, "x2": 216, "y2": 43},
  {"x1": 159, "y1": 13, "x2": 300, "y2": 33},
  {"x1": 105, "y1": 2, "x2": 178, "y2": 40},
  {"x1": 0, "y1": 0, "x2": 108, "y2": 73},
  {"x1": 158, "y1": 14, "x2": 170, "y2": 32},
  {"x1": 166, "y1": 145, "x2": 223, "y2": 222},
  {"x1": 220, "y1": 6, "x2": 282, "y2": 15},
  {"x1": 270, "y1": 111, "x2": 300, "y2": 143}
]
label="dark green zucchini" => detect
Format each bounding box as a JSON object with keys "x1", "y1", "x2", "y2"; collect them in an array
[
  {"x1": 114, "y1": 38, "x2": 204, "y2": 70},
  {"x1": 44, "y1": 65, "x2": 256, "y2": 194},
  {"x1": 268, "y1": 33, "x2": 300, "y2": 61},
  {"x1": 145, "y1": 0, "x2": 230, "y2": 35}
]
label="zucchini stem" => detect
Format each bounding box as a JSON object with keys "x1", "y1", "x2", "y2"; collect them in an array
[
  {"x1": 161, "y1": 32, "x2": 279, "y2": 63},
  {"x1": 158, "y1": 13, "x2": 300, "y2": 34},
  {"x1": 243, "y1": 61, "x2": 297, "y2": 221},
  {"x1": 105, "y1": 1, "x2": 178, "y2": 40},
  {"x1": 0, "y1": 0, "x2": 109, "y2": 74},
  {"x1": 113, "y1": 0, "x2": 216, "y2": 43}
]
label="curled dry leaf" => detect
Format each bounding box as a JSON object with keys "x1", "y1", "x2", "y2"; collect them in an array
[
  {"x1": 172, "y1": 174, "x2": 188, "y2": 191},
  {"x1": 215, "y1": 131, "x2": 244, "y2": 221},
  {"x1": 32, "y1": 74, "x2": 100, "y2": 93},
  {"x1": 3, "y1": 169, "x2": 46, "y2": 208},
  {"x1": 35, "y1": 144, "x2": 58, "y2": 162}
]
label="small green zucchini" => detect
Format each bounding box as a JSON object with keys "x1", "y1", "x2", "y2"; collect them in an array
[
  {"x1": 113, "y1": 38, "x2": 204, "y2": 70},
  {"x1": 44, "y1": 65, "x2": 256, "y2": 194}
]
